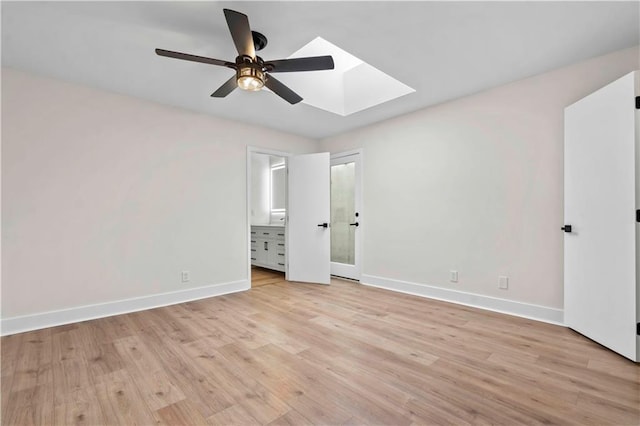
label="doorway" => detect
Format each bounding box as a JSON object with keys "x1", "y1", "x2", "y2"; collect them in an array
[
  {"x1": 247, "y1": 147, "x2": 290, "y2": 288},
  {"x1": 330, "y1": 150, "x2": 362, "y2": 281},
  {"x1": 247, "y1": 148, "x2": 332, "y2": 287}
]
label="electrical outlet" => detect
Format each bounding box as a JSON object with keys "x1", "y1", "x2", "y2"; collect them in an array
[
  {"x1": 449, "y1": 270, "x2": 458, "y2": 283},
  {"x1": 499, "y1": 276, "x2": 509, "y2": 290},
  {"x1": 181, "y1": 271, "x2": 190, "y2": 283}
]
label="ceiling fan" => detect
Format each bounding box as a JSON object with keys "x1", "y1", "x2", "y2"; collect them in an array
[{"x1": 155, "y1": 9, "x2": 335, "y2": 105}]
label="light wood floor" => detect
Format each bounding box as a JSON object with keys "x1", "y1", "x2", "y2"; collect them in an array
[
  {"x1": 2, "y1": 276, "x2": 639, "y2": 425},
  {"x1": 252, "y1": 266, "x2": 285, "y2": 288}
]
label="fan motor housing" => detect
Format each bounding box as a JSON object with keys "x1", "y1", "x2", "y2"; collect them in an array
[{"x1": 252, "y1": 31, "x2": 268, "y2": 51}]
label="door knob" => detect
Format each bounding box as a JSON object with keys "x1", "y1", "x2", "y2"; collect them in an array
[
  {"x1": 561, "y1": 225, "x2": 572, "y2": 233},
  {"x1": 349, "y1": 222, "x2": 359, "y2": 227},
  {"x1": 317, "y1": 223, "x2": 328, "y2": 228}
]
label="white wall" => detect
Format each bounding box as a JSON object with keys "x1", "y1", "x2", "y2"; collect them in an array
[
  {"x1": 320, "y1": 46, "x2": 639, "y2": 319},
  {"x1": 250, "y1": 153, "x2": 270, "y2": 225},
  {"x1": 3, "y1": 45, "x2": 639, "y2": 331},
  {"x1": 1, "y1": 68, "x2": 317, "y2": 327}
]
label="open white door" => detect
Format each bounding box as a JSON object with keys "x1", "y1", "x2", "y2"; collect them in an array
[
  {"x1": 564, "y1": 71, "x2": 638, "y2": 361},
  {"x1": 287, "y1": 153, "x2": 331, "y2": 284}
]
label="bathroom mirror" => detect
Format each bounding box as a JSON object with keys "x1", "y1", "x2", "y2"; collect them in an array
[{"x1": 271, "y1": 163, "x2": 286, "y2": 211}]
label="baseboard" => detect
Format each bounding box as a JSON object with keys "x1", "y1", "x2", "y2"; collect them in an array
[
  {"x1": 1, "y1": 279, "x2": 249, "y2": 336},
  {"x1": 361, "y1": 274, "x2": 564, "y2": 326}
]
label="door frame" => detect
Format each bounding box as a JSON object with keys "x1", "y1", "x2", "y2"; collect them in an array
[
  {"x1": 246, "y1": 146, "x2": 291, "y2": 283},
  {"x1": 330, "y1": 148, "x2": 363, "y2": 281}
]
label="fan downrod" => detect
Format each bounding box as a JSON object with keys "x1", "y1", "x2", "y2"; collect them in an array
[{"x1": 252, "y1": 31, "x2": 268, "y2": 51}]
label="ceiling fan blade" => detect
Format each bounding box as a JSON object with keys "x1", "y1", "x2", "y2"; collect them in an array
[
  {"x1": 265, "y1": 56, "x2": 335, "y2": 73},
  {"x1": 264, "y1": 75, "x2": 303, "y2": 104},
  {"x1": 156, "y1": 49, "x2": 234, "y2": 68},
  {"x1": 211, "y1": 75, "x2": 238, "y2": 98},
  {"x1": 223, "y1": 9, "x2": 256, "y2": 59}
]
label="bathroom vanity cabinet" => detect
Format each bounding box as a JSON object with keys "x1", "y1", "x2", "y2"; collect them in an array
[{"x1": 251, "y1": 225, "x2": 286, "y2": 272}]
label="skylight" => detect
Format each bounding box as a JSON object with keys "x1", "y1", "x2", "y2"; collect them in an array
[{"x1": 278, "y1": 37, "x2": 415, "y2": 116}]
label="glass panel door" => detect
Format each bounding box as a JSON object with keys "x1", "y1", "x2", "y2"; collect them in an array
[
  {"x1": 330, "y1": 152, "x2": 361, "y2": 280},
  {"x1": 330, "y1": 162, "x2": 355, "y2": 264}
]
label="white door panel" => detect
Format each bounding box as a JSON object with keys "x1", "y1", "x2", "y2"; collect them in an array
[
  {"x1": 564, "y1": 71, "x2": 637, "y2": 361},
  {"x1": 288, "y1": 153, "x2": 331, "y2": 284}
]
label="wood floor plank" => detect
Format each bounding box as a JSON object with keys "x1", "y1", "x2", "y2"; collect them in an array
[
  {"x1": 131, "y1": 324, "x2": 236, "y2": 418},
  {"x1": 2, "y1": 272, "x2": 639, "y2": 425},
  {"x1": 309, "y1": 314, "x2": 440, "y2": 367},
  {"x1": 1, "y1": 385, "x2": 54, "y2": 426},
  {"x1": 9, "y1": 329, "x2": 53, "y2": 393},
  {"x1": 206, "y1": 403, "x2": 261, "y2": 425},
  {"x1": 52, "y1": 388, "x2": 104, "y2": 426},
  {"x1": 50, "y1": 357, "x2": 93, "y2": 406},
  {"x1": 112, "y1": 335, "x2": 186, "y2": 410},
  {"x1": 254, "y1": 344, "x2": 412, "y2": 425},
  {"x1": 252, "y1": 266, "x2": 285, "y2": 288},
  {"x1": 215, "y1": 342, "x2": 307, "y2": 403},
  {"x1": 587, "y1": 356, "x2": 640, "y2": 380},
  {"x1": 426, "y1": 357, "x2": 591, "y2": 425},
  {"x1": 576, "y1": 391, "x2": 640, "y2": 425},
  {"x1": 0, "y1": 371, "x2": 15, "y2": 420},
  {"x1": 92, "y1": 369, "x2": 161, "y2": 425},
  {"x1": 296, "y1": 331, "x2": 537, "y2": 425},
  {"x1": 1, "y1": 334, "x2": 23, "y2": 378},
  {"x1": 284, "y1": 394, "x2": 352, "y2": 425},
  {"x1": 156, "y1": 399, "x2": 208, "y2": 425},
  {"x1": 267, "y1": 409, "x2": 313, "y2": 426},
  {"x1": 182, "y1": 339, "x2": 291, "y2": 424},
  {"x1": 70, "y1": 326, "x2": 125, "y2": 379}
]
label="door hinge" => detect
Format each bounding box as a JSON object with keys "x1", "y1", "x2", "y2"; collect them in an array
[
  {"x1": 636, "y1": 96, "x2": 640, "y2": 109},
  {"x1": 637, "y1": 209, "x2": 640, "y2": 223},
  {"x1": 637, "y1": 323, "x2": 640, "y2": 336}
]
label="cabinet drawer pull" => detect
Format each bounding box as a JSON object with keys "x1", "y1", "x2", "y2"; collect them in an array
[
  {"x1": 263, "y1": 232, "x2": 270, "y2": 235},
  {"x1": 277, "y1": 233, "x2": 284, "y2": 236},
  {"x1": 278, "y1": 253, "x2": 284, "y2": 256},
  {"x1": 278, "y1": 263, "x2": 285, "y2": 266},
  {"x1": 250, "y1": 240, "x2": 256, "y2": 243},
  {"x1": 264, "y1": 241, "x2": 268, "y2": 250},
  {"x1": 251, "y1": 231, "x2": 256, "y2": 234},
  {"x1": 277, "y1": 243, "x2": 284, "y2": 246},
  {"x1": 251, "y1": 249, "x2": 256, "y2": 252},
  {"x1": 251, "y1": 257, "x2": 256, "y2": 261}
]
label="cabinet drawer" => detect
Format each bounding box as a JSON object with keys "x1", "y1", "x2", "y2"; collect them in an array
[{"x1": 251, "y1": 226, "x2": 284, "y2": 237}]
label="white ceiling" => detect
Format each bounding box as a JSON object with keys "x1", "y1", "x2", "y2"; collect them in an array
[{"x1": 2, "y1": 1, "x2": 638, "y2": 139}]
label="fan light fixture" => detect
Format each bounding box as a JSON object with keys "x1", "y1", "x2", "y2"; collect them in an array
[
  {"x1": 237, "y1": 65, "x2": 264, "y2": 91},
  {"x1": 155, "y1": 9, "x2": 334, "y2": 104}
]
